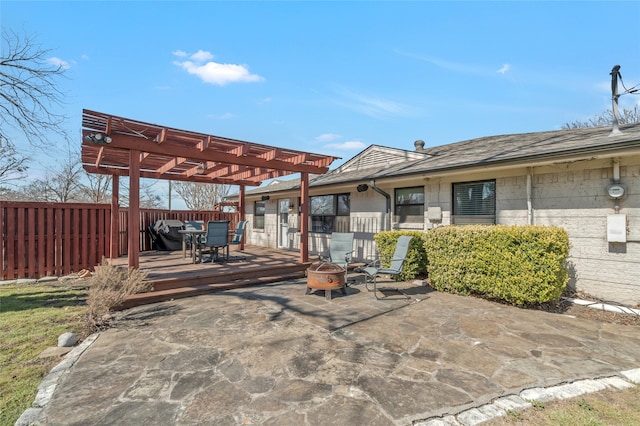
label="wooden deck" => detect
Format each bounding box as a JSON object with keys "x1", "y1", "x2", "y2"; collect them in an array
[{"x1": 110, "y1": 245, "x2": 310, "y2": 309}]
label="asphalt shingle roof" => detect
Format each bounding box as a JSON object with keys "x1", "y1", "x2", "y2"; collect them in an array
[{"x1": 239, "y1": 123, "x2": 640, "y2": 196}]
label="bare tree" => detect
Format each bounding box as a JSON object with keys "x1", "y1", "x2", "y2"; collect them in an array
[
  {"x1": 118, "y1": 179, "x2": 163, "y2": 209},
  {"x1": 0, "y1": 30, "x2": 68, "y2": 147},
  {"x1": 0, "y1": 134, "x2": 29, "y2": 190},
  {"x1": 82, "y1": 173, "x2": 112, "y2": 204},
  {"x1": 562, "y1": 106, "x2": 640, "y2": 129},
  {"x1": 173, "y1": 182, "x2": 233, "y2": 210},
  {"x1": 20, "y1": 153, "x2": 83, "y2": 202}
]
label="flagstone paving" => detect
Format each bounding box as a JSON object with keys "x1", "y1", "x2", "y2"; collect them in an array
[{"x1": 26, "y1": 278, "x2": 640, "y2": 425}]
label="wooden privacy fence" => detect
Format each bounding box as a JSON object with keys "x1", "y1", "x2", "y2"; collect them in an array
[
  {"x1": 1, "y1": 202, "x2": 111, "y2": 280},
  {"x1": 1, "y1": 201, "x2": 239, "y2": 280}
]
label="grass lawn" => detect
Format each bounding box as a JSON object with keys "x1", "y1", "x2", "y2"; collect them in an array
[
  {"x1": 487, "y1": 386, "x2": 640, "y2": 425},
  {"x1": 0, "y1": 283, "x2": 88, "y2": 426}
]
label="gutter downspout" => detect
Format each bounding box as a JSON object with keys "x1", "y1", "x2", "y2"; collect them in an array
[
  {"x1": 526, "y1": 168, "x2": 533, "y2": 225},
  {"x1": 370, "y1": 180, "x2": 391, "y2": 231}
]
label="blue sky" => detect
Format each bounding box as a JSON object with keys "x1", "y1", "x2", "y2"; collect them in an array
[{"x1": 3, "y1": 1, "x2": 640, "y2": 206}]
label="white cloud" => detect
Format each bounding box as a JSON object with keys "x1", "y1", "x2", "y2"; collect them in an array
[
  {"x1": 173, "y1": 49, "x2": 264, "y2": 86},
  {"x1": 497, "y1": 64, "x2": 511, "y2": 74},
  {"x1": 316, "y1": 133, "x2": 342, "y2": 142},
  {"x1": 190, "y1": 49, "x2": 214, "y2": 62},
  {"x1": 172, "y1": 50, "x2": 188, "y2": 57},
  {"x1": 325, "y1": 140, "x2": 366, "y2": 150},
  {"x1": 207, "y1": 112, "x2": 235, "y2": 120},
  {"x1": 47, "y1": 57, "x2": 70, "y2": 69},
  {"x1": 333, "y1": 86, "x2": 412, "y2": 119},
  {"x1": 397, "y1": 51, "x2": 484, "y2": 74}
]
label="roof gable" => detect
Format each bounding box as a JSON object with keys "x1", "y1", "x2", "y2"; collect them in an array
[{"x1": 337, "y1": 145, "x2": 430, "y2": 174}]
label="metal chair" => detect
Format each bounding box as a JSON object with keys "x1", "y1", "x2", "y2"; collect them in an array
[
  {"x1": 182, "y1": 220, "x2": 204, "y2": 260},
  {"x1": 199, "y1": 220, "x2": 230, "y2": 262},
  {"x1": 227, "y1": 221, "x2": 247, "y2": 261},
  {"x1": 360, "y1": 235, "x2": 413, "y2": 299},
  {"x1": 320, "y1": 232, "x2": 354, "y2": 284}
]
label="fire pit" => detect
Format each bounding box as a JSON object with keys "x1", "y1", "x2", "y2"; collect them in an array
[{"x1": 305, "y1": 262, "x2": 346, "y2": 300}]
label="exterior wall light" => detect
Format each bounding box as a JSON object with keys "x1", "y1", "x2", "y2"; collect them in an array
[
  {"x1": 84, "y1": 133, "x2": 112, "y2": 144},
  {"x1": 357, "y1": 184, "x2": 369, "y2": 192}
]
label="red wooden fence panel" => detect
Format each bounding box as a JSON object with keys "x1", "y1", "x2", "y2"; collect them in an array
[
  {"x1": 0, "y1": 202, "x2": 111, "y2": 280},
  {"x1": 1, "y1": 202, "x2": 239, "y2": 279}
]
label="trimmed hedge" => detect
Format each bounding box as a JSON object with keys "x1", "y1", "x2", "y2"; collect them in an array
[
  {"x1": 424, "y1": 225, "x2": 570, "y2": 305},
  {"x1": 373, "y1": 231, "x2": 428, "y2": 281}
]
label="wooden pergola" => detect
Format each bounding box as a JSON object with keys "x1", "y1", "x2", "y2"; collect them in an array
[{"x1": 80, "y1": 109, "x2": 338, "y2": 269}]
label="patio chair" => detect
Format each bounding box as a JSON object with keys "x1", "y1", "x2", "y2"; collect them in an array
[
  {"x1": 184, "y1": 220, "x2": 204, "y2": 245},
  {"x1": 319, "y1": 232, "x2": 354, "y2": 284},
  {"x1": 199, "y1": 220, "x2": 230, "y2": 263},
  {"x1": 227, "y1": 221, "x2": 248, "y2": 261},
  {"x1": 182, "y1": 220, "x2": 205, "y2": 260},
  {"x1": 360, "y1": 235, "x2": 413, "y2": 299}
]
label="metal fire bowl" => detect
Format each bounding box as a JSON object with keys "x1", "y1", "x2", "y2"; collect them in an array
[{"x1": 306, "y1": 262, "x2": 346, "y2": 290}]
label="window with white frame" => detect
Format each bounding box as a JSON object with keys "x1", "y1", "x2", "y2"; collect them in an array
[
  {"x1": 254, "y1": 200, "x2": 266, "y2": 229},
  {"x1": 394, "y1": 186, "x2": 424, "y2": 223},
  {"x1": 310, "y1": 193, "x2": 350, "y2": 233},
  {"x1": 452, "y1": 180, "x2": 496, "y2": 224}
]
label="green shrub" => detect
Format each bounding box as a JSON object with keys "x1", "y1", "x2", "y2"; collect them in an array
[
  {"x1": 424, "y1": 225, "x2": 570, "y2": 305},
  {"x1": 373, "y1": 231, "x2": 428, "y2": 280}
]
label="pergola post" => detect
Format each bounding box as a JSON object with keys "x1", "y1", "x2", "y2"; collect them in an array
[
  {"x1": 300, "y1": 172, "x2": 309, "y2": 263},
  {"x1": 128, "y1": 150, "x2": 140, "y2": 269},
  {"x1": 110, "y1": 175, "x2": 119, "y2": 259}
]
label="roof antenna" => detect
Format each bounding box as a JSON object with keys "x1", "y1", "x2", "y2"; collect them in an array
[{"x1": 610, "y1": 65, "x2": 622, "y2": 136}]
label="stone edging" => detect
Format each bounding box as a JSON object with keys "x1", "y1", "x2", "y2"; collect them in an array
[
  {"x1": 14, "y1": 333, "x2": 101, "y2": 426},
  {"x1": 415, "y1": 368, "x2": 640, "y2": 425}
]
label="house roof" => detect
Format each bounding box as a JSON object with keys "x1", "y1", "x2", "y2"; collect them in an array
[
  {"x1": 81, "y1": 110, "x2": 339, "y2": 187},
  {"x1": 232, "y1": 123, "x2": 640, "y2": 197},
  {"x1": 385, "y1": 123, "x2": 640, "y2": 178}
]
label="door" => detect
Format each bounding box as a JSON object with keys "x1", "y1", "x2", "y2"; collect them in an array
[{"x1": 278, "y1": 199, "x2": 290, "y2": 248}]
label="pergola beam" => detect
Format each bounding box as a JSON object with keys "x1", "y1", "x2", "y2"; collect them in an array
[
  {"x1": 82, "y1": 133, "x2": 331, "y2": 175},
  {"x1": 83, "y1": 165, "x2": 262, "y2": 186}
]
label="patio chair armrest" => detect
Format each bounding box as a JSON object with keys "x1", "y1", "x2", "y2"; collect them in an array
[{"x1": 363, "y1": 259, "x2": 381, "y2": 268}]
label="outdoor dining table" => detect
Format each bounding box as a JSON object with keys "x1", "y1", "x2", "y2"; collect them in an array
[{"x1": 179, "y1": 229, "x2": 206, "y2": 264}]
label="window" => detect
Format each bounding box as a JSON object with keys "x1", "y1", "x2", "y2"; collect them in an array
[
  {"x1": 310, "y1": 193, "x2": 350, "y2": 233},
  {"x1": 254, "y1": 200, "x2": 266, "y2": 229},
  {"x1": 395, "y1": 186, "x2": 424, "y2": 223},
  {"x1": 452, "y1": 180, "x2": 496, "y2": 225}
]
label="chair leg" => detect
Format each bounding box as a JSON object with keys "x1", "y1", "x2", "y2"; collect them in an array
[{"x1": 373, "y1": 276, "x2": 381, "y2": 300}]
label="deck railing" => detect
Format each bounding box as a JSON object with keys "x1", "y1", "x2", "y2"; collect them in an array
[{"x1": 0, "y1": 201, "x2": 238, "y2": 280}]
